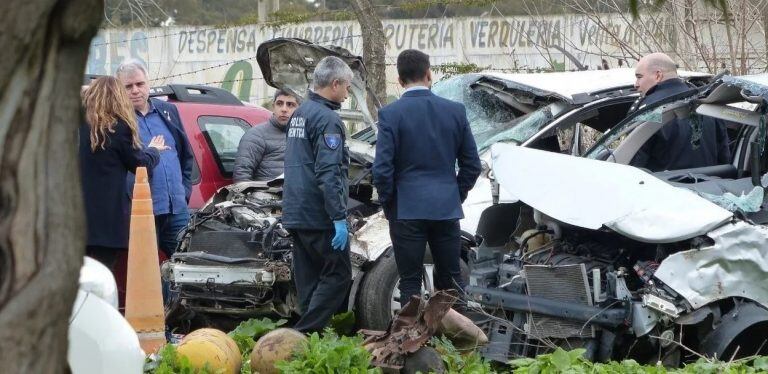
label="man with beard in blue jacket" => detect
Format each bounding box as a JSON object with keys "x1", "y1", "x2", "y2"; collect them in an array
[
  {"x1": 282, "y1": 56, "x2": 353, "y2": 333},
  {"x1": 630, "y1": 53, "x2": 731, "y2": 171}
]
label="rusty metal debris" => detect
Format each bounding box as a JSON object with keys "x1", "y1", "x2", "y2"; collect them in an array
[{"x1": 359, "y1": 290, "x2": 471, "y2": 370}]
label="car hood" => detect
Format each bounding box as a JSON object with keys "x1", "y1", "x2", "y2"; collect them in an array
[
  {"x1": 490, "y1": 143, "x2": 733, "y2": 243},
  {"x1": 256, "y1": 38, "x2": 375, "y2": 127}
]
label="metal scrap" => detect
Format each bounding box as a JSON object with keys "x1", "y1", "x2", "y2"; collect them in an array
[{"x1": 360, "y1": 291, "x2": 459, "y2": 370}]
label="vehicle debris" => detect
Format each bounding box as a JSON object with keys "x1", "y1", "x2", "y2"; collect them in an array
[
  {"x1": 360, "y1": 290, "x2": 488, "y2": 370},
  {"x1": 467, "y1": 144, "x2": 768, "y2": 365}
]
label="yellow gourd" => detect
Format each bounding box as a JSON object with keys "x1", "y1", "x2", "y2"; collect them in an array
[
  {"x1": 250, "y1": 328, "x2": 307, "y2": 374},
  {"x1": 176, "y1": 328, "x2": 242, "y2": 374}
]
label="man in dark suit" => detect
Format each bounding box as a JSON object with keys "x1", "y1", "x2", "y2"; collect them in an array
[
  {"x1": 629, "y1": 52, "x2": 730, "y2": 171},
  {"x1": 373, "y1": 50, "x2": 482, "y2": 307},
  {"x1": 117, "y1": 59, "x2": 195, "y2": 258}
]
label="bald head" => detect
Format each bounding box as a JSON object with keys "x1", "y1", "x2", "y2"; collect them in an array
[{"x1": 634, "y1": 53, "x2": 678, "y2": 94}]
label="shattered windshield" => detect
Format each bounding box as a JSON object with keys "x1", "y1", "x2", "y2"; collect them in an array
[
  {"x1": 433, "y1": 75, "x2": 557, "y2": 153},
  {"x1": 585, "y1": 103, "x2": 673, "y2": 159}
]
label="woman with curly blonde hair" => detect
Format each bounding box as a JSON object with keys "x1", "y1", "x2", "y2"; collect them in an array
[{"x1": 79, "y1": 76, "x2": 168, "y2": 269}]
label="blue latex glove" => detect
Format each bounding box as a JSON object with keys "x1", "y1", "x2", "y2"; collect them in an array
[{"x1": 331, "y1": 220, "x2": 348, "y2": 251}]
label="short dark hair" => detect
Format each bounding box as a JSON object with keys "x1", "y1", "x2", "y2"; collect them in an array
[
  {"x1": 397, "y1": 50, "x2": 430, "y2": 84},
  {"x1": 273, "y1": 88, "x2": 299, "y2": 103}
]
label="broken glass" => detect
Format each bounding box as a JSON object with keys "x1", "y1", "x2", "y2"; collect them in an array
[
  {"x1": 433, "y1": 75, "x2": 556, "y2": 153},
  {"x1": 722, "y1": 75, "x2": 768, "y2": 102},
  {"x1": 585, "y1": 105, "x2": 668, "y2": 159},
  {"x1": 698, "y1": 186, "x2": 764, "y2": 213},
  {"x1": 634, "y1": 106, "x2": 665, "y2": 123}
]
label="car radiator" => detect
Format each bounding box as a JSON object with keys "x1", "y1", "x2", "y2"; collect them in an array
[{"x1": 524, "y1": 264, "x2": 595, "y2": 339}]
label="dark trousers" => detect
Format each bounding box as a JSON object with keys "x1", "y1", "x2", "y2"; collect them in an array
[
  {"x1": 155, "y1": 211, "x2": 190, "y2": 257},
  {"x1": 289, "y1": 229, "x2": 352, "y2": 333},
  {"x1": 86, "y1": 245, "x2": 128, "y2": 311},
  {"x1": 390, "y1": 219, "x2": 464, "y2": 307},
  {"x1": 86, "y1": 245, "x2": 126, "y2": 270}
]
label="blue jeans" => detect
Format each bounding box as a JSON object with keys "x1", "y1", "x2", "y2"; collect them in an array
[
  {"x1": 155, "y1": 211, "x2": 189, "y2": 257},
  {"x1": 155, "y1": 211, "x2": 189, "y2": 307}
]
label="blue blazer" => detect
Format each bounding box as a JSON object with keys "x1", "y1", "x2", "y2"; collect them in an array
[
  {"x1": 372, "y1": 89, "x2": 481, "y2": 220},
  {"x1": 136, "y1": 99, "x2": 195, "y2": 201}
]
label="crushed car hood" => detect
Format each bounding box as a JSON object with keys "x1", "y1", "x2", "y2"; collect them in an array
[
  {"x1": 490, "y1": 143, "x2": 733, "y2": 243},
  {"x1": 256, "y1": 37, "x2": 376, "y2": 126},
  {"x1": 478, "y1": 69, "x2": 638, "y2": 105},
  {"x1": 475, "y1": 69, "x2": 709, "y2": 105}
]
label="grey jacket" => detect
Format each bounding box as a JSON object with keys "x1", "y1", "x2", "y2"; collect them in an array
[{"x1": 233, "y1": 116, "x2": 287, "y2": 182}]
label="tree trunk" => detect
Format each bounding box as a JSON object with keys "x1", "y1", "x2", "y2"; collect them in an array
[
  {"x1": 762, "y1": 0, "x2": 768, "y2": 71},
  {"x1": 0, "y1": 0, "x2": 102, "y2": 372},
  {"x1": 350, "y1": 0, "x2": 387, "y2": 120},
  {"x1": 723, "y1": 6, "x2": 739, "y2": 73}
]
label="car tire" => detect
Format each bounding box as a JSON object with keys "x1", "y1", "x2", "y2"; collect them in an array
[
  {"x1": 356, "y1": 247, "x2": 470, "y2": 331},
  {"x1": 356, "y1": 249, "x2": 400, "y2": 331}
]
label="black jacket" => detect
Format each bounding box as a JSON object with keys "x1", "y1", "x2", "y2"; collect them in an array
[
  {"x1": 233, "y1": 116, "x2": 287, "y2": 182},
  {"x1": 282, "y1": 91, "x2": 349, "y2": 230},
  {"x1": 630, "y1": 79, "x2": 731, "y2": 171},
  {"x1": 80, "y1": 120, "x2": 160, "y2": 248}
]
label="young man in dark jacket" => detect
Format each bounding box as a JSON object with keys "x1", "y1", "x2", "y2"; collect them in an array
[
  {"x1": 372, "y1": 50, "x2": 482, "y2": 307},
  {"x1": 233, "y1": 89, "x2": 299, "y2": 182},
  {"x1": 630, "y1": 53, "x2": 730, "y2": 171},
  {"x1": 282, "y1": 56, "x2": 353, "y2": 333},
  {"x1": 117, "y1": 59, "x2": 194, "y2": 258}
]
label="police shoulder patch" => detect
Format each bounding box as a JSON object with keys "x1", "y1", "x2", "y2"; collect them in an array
[{"x1": 324, "y1": 134, "x2": 341, "y2": 150}]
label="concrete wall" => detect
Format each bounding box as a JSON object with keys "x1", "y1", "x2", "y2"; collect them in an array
[{"x1": 86, "y1": 13, "x2": 766, "y2": 104}]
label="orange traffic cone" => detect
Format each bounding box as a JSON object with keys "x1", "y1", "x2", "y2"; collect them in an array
[{"x1": 125, "y1": 167, "x2": 166, "y2": 353}]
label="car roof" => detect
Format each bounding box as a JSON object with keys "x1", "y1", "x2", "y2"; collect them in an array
[
  {"x1": 730, "y1": 72, "x2": 768, "y2": 87},
  {"x1": 479, "y1": 68, "x2": 710, "y2": 102}
]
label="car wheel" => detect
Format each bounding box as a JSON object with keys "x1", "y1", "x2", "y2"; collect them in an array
[{"x1": 356, "y1": 248, "x2": 469, "y2": 331}]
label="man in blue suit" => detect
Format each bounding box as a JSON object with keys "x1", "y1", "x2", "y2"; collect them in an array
[{"x1": 373, "y1": 50, "x2": 482, "y2": 307}]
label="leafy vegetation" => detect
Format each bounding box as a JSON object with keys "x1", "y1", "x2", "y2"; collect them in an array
[
  {"x1": 227, "y1": 317, "x2": 286, "y2": 374},
  {"x1": 509, "y1": 348, "x2": 768, "y2": 374},
  {"x1": 227, "y1": 317, "x2": 287, "y2": 356},
  {"x1": 399, "y1": 0, "x2": 499, "y2": 12},
  {"x1": 104, "y1": 0, "x2": 581, "y2": 27},
  {"x1": 328, "y1": 311, "x2": 356, "y2": 336},
  {"x1": 146, "y1": 344, "x2": 218, "y2": 374},
  {"x1": 274, "y1": 329, "x2": 381, "y2": 373},
  {"x1": 146, "y1": 312, "x2": 768, "y2": 374},
  {"x1": 432, "y1": 62, "x2": 489, "y2": 78},
  {"x1": 627, "y1": 0, "x2": 729, "y2": 19},
  {"x1": 431, "y1": 336, "x2": 494, "y2": 373}
]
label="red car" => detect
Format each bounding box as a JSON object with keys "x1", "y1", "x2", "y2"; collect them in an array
[
  {"x1": 148, "y1": 84, "x2": 273, "y2": 209},
  {"x1": 105, "y1": 84, "x2": 272, "y2": 308}
]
